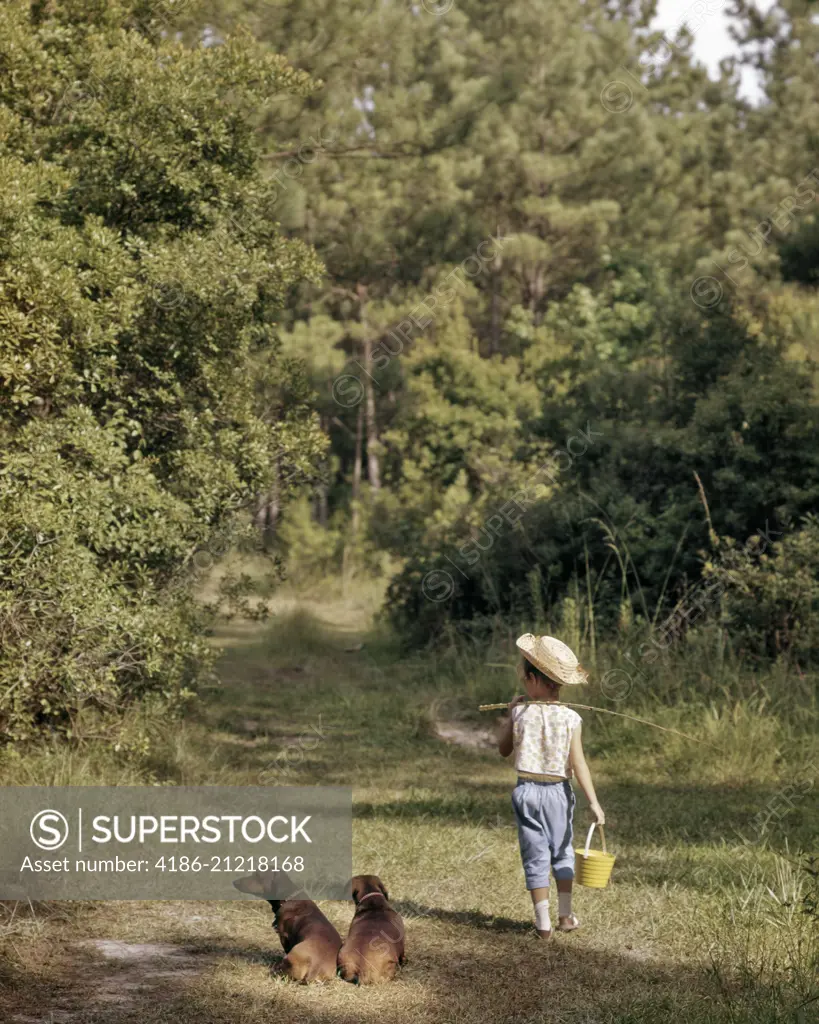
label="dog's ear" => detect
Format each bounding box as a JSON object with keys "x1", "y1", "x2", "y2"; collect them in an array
[
  {"x1": 233, "y1": 874, "x2": 269, "y2": 897},
  {"x1": 349, "y1": 877, "x2": 362, "y2": 904},
  {"x1": 267, "y1": 899, "x2": 282, "y2": 915},
  {"x1": 377, "y1": 879, "x2": 389, "y2": 901}
]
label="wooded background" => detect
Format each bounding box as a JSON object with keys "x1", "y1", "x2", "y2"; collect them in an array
[{"x1": 2, "y1": 0, "x2": 818, "y2": 742}]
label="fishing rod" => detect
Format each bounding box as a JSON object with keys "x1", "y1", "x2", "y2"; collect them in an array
[
  {"x1": 478, "y1": 700, "x2": 703, "y2": 744},
  {"x1": 480, "y1": 664, "x2": 703, "y2": 744}
]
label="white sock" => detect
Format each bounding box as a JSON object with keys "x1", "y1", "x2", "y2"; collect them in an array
[
  {"x1": 534, "y1": 898, "x2": 551, "y2": 931},
  {"x1": 558, "y1": 892, "x2": 573, "y2": 919}
]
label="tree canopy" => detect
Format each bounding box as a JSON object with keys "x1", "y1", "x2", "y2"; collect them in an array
[{"x1": 188, "y1": 0, "x2": 819, "y2": 652}]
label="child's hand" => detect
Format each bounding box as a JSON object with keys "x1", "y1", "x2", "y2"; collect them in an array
[
  {"x1": 590, "y1": 801, "x2": 605, "y2": 825},
  {"x1": 508, "y1": 694, "x2": 527, "y2": 713}
]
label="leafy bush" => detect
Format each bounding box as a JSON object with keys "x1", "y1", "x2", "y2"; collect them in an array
[
  {"x1": 707, "y1": 516, "x2": 819, "y2": 666},
  {"x1": 277, "y1": 496, "x2": 345, "y2": 583},
  {"x1": 0, "y1": 1, "x2": 324, "y2": 741}
]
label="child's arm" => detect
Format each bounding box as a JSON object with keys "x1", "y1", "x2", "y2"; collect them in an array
[
  {"x1": 569, "y1": 724, "x2": 605, "y2": 824},
  {"x1": 497, "y1": 694, "x2": 525, "y2": 757}
]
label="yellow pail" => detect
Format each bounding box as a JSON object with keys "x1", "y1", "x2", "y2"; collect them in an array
[{"x1": 575, "y1": 823, "x2": 615, "y2": 888}]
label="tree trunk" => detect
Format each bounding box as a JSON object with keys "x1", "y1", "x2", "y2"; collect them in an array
[
  {"x1": 362, "y1": 334, "x2": 381, "y2": 491},
  {"x1": 357, "y1": 283, "x2": 381, "y2": 492},
  {"x1": 256, "y1": 461, "x2": 280, "y2": 552},
  {"x1": 343, "y1": 403, "x2": 364, "y2": 593},
  {"x1": 315, "y1": 477, "x2": 328, "y2": 527},
  {"x1": 351, "y1": 400, "x2": 363, "y2": 535}
]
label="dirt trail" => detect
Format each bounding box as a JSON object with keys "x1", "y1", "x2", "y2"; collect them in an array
[
  {"x1": 432, "y1": 720, "x2": 496, "y2": 749},
  {"x1": 17, "y1": 941, "x2": 218, "y2": 1021}
]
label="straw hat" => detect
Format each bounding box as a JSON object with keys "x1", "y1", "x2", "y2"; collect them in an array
[{"x1": 516, "y1": 634, "x2": 588, "y2": 686}]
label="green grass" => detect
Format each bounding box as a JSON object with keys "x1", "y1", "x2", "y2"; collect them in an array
[{"x1": 0, "y1": 585, "x2": 816, "y2": 1024}]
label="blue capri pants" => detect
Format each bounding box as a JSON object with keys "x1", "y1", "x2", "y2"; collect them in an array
[{"x1": 511, "y1": 778, "x2": 576, "y2": 889}]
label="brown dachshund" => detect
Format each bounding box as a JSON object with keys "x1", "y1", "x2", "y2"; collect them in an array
[
  {"x1": 267, "y1": 898, "x2": 342, "y2": 984},
  {"x1": 234, "y1": 874, "x2": 342, "y2": 984},
  {"x1": 337, "y1": 874, "x2": 406, "y2": 985}
]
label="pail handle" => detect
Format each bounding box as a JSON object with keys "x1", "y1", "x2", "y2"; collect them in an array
[{"x1": 583, "y1": 822, "x2": 607, "y2": 857}]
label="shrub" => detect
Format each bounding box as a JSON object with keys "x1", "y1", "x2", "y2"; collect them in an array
[
  {"x1": 707, "y1": 516, "x2": 819, "y2": 666},
  {"x1": 0, "y1": 1, "x2": 324, "y2": 741}
]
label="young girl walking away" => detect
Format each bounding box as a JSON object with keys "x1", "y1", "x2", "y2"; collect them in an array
[{"x1": 498, "y1": 633, "x2": 605, "y2": 939}]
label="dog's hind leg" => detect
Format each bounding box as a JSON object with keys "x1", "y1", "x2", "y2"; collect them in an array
[
  {"x1": 336, "y1": 953, "x2": 360, "y2": 985},
  {"x1": 277, "y1": 945, "x2": 318, "y2": 984},
  {"x1": 356, "y1": 956, "x2": 396, "y2": 985}
]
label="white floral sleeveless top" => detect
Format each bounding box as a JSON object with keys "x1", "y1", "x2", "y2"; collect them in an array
[{"x1": 512, "y1": 703, "x2": 582, "y2": 777}]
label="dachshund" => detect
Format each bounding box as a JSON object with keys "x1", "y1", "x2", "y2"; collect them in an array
[
  {"x1": 234, "y1": 874, "x2": 342, "y2": 984},
  {"x1": 337, "y1": 874, "x2": 406, "y2": 985}
]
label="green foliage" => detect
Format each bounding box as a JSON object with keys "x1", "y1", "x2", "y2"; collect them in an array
[
  {"x1": 0, "y1": 0, "x2": 324, "y2": 741},
  {"x1": 276, "y1": 494, "x2": 345, "y2": 582},
  {"x1": 707, "y1": 516, "x2": 819, "y2": 665},
  {"x1": 187, "y1": 0, "x2": 819, "y2": 655},
  {"x1": 384, "y1": 271, "x2": 819, "y2": 647}
]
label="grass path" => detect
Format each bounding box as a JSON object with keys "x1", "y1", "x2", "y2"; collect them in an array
[{"x1": 1, "y1": 593, "x2": 816, "y2": 1024}]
